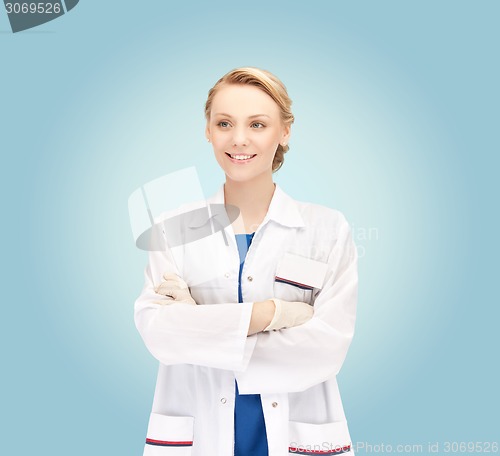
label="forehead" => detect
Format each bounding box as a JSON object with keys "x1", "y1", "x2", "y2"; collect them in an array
[{"x1": 210, "y1": 84, "x2": 280, "y2": 117}]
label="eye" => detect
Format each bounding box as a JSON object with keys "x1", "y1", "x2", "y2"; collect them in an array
[
  {"x1": 217, "y1": 121, "x2": 231, "y2": 128},
  {"x1": 251, "y1": 122, "x2": 265, "y2": 128}
]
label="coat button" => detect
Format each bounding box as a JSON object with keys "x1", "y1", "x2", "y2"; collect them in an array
[
  {"x1": 224, "y1": 272, "x2": 230, "y2": 278},
  {"x1": 220, "y1": 397, "x2": 227, "y2": 404},
  {"x1": 247, "y1": 276, "x2": 253, "y2": 282},
  {"x1": 272, "y1": 402, "x2": 278, "y2": 408}
]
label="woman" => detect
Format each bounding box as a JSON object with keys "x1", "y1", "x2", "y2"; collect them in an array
[{"x1": 134, "y1": 67, "x2": 358, "y2": 456}]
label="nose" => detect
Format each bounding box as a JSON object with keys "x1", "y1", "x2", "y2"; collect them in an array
[{"x1": 231, "y1": 126, "x2": 248, "y2": 147}]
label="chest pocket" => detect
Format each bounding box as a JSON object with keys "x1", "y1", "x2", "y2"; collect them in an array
[{"x1": 273, "y1": 253, "x2": 328, "y2": 305}]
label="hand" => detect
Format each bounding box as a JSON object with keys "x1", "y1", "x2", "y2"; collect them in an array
[
  {"x1": 154, "y1": 273, "x2": 196, "y2": 305},
  {"x1": 248, "y1": 300, "x2": 276, "y2": 336},
  {"x1": 263, "y1": 298, "x2": 313, "y2": 331}
]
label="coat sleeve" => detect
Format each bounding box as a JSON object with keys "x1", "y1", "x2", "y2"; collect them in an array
[
  {"x1": 134, "y1": 245, "x2": 257, "y2": 372},
  {"x1": 234, "y1": 215, "x2": 358, "y2": 394}
]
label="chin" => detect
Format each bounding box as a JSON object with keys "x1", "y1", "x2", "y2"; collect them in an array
[{"x1": 224, "y1": 168, "x2": 272, "y2": 184}]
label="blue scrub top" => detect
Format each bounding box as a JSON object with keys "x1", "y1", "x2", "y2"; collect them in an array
[{"x1": 234, "y1": 233, "x2": 269, "y2": 456}]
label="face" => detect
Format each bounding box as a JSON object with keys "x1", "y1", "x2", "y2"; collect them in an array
[{"x1": 205, "y1": 84, "x2": 290, "y2": 183}]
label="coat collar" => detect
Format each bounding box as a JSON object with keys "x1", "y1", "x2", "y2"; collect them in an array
[{"x1": 206, "y1": 183, "x2": 305, "y2": 229}]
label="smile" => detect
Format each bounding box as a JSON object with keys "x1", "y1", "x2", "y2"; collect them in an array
[{"x1": 225, "y1": 153, "x2": 257, "y2": 162}]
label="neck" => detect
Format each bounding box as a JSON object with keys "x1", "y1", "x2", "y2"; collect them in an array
[{"x1": 224, "y1": 173, "x2": 275, "y2": 233}]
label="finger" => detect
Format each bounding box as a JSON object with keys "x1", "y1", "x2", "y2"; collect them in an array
[
  {"x1": 155, "y1": 286, "x2": 176, "y2": 298},
  {"x1": 157, "y1": 287, "x2": 187, "y2": 300},
  {"x1": 156, "y1": 279, "x2": 191, "y2": 295},
  {"x1": 161, "y1": 274, "x2": 189, "y2": 289},
  {"x1": 152, "y1": 297, "x2": 175, "y2": 305},
  {"x1": 156, "y1": 280, "x2": 183, "y2": 293},
  {"x1": 162, "y1": 272, "x2": 188, "y2": 285},
  {"x1": 162, "y1": 272, "x2": 179, "y2": 279}
]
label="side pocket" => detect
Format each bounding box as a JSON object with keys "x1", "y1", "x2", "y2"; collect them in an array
[
  {"x1": 144, "y1": 413, "x2": 194, "y2": 456},
  {"x1": 289, "y1": 420, "x2": 353, "y2": 455}
]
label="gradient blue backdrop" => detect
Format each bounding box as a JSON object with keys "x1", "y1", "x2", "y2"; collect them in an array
[{"x1": 1, "y1": 1, "x2": 498, "y2": 455}]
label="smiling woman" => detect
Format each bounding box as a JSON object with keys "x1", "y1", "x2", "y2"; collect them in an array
[
  {"x1": 206, "y1": 84, "x2": 288, "y2": 188},
  {"x1": 205, "y1": 67, "x2": 294, "y2": 174},
  {"x1": 134, "y1": 67, "x2": 358, "y2": 456}
]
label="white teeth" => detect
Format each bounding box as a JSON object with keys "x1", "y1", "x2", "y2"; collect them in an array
[{"x1": 230, "y1": 154, "x2": 253, "y2": 160}]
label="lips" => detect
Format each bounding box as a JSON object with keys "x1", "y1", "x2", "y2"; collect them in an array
[{"x1": 225, "y1": 153, "x2": 257, "y2": 163}]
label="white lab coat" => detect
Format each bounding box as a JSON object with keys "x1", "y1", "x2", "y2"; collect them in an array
[{"x1": 134, "y1": 184, "x2": 358, "y2": 456}]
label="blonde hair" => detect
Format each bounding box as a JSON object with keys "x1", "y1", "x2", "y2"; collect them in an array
[{"x1": 204, "y1": 67, "x2": 294, "y2": 173}]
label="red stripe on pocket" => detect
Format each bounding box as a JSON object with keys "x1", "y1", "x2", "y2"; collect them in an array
[
  {"x1": 275, "y1": 276, "x2": 314, "y2": 290},
  {"x1": 146, "y1": 438, "x2": 193, "y2": 446}
]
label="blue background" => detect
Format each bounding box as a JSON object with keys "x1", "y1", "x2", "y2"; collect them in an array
[{"x1": 1, "y1": 1, "x2": 498, "y2": 454}]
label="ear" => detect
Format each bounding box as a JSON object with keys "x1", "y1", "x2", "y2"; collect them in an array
[
  {"x1": 281, "y1": 124, "x2": 291, "y2": 146},
  {"x1": 205, "y1": 123, "x2": 211, "y2": 142}
]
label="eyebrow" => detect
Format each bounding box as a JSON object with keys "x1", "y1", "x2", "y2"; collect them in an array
[{"x1": 213, "y1": 113, "x2": 271, "y2": 119}]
